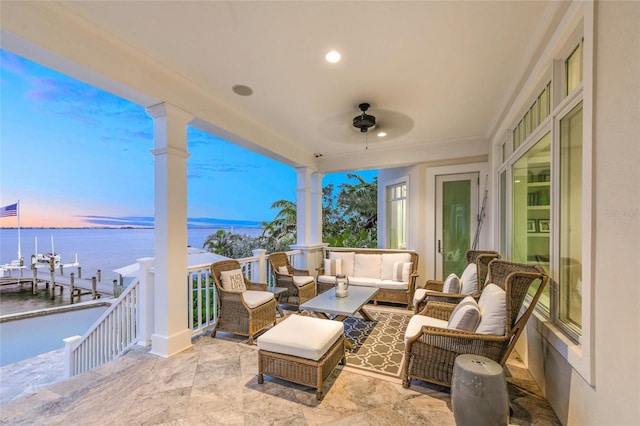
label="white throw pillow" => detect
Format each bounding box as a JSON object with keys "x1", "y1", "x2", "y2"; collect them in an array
[
  {"x1": 476, "y1": 283, "x2": 507, "y2": 335},
  {"x1": 392, "y1": 261, "x2": 412, "y2": 282},
  {"x1": 329, "y1": 252, "x2": 355, "y2": 276},
  {"x1": 277, "y1": 265, "x2": 290, "y2": 275},
  {"x1": 380, "y1": 253, "x2": 412, "y2": 280},
  {"x1": 323, "y1": 258, "x2": 342, "y2": 276},
  {"x1": 220, "y1": 269, "x2": 246, "y2": 292},
  {"x1": 447, "y1": 296, "x2": 481, "y2": 331},
  {"x1": 442, "y1": 273, "x2": 461, "y2": 294},
  {"x1": 354, "y1": 254, "x2": 382, "y2": 279},
  {"x1": 460, "y1": 263, "x2": 479, "y2": 295}
]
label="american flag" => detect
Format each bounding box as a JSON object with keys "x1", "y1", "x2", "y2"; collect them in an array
[{"x1": 0, "y1": 203, "x2": 18, "y2": 218}]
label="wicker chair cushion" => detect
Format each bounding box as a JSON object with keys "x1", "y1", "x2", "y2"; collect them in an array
[
  {"x1": 354, "y1": 254, "x2": 382, "y2": 279},
  {"x1": 460, "y1": 263, "x2": 478, "y2": 295},
  {"x1": 242, "y1": 290, "x2": 275, "y2": 309},
  {"x1": 292, "y1": 275, "x2": 315, "y2": 287},
  {"x1": 380, "y1": 253, "x2": 412, "y2": 279},
  {"x1": 447, "y1": 296, "x2": 481, "y2": 331},
  {"x1": 412, "y1": 288, "x2": 428, "y2": 308},
  {"x1": 257, "y1": 314, "x2": 344, "y2": 361},
  {"x1": 323, "y1": 258, "x2": 342, "y2": 275},
  {"x1": 329, "y1": 252, "x2": 356, "y2": 276},
  {"x1": 220, "y1": 269, "x2": 247, "y2": 292},
  {"x1": 442, "y1": 273, "x2": 461, "y2": 293},
  {"x1": 404, "y1": 314, "x2": 448, "y2": 343},
  {"x1": 476, "y1": 283, "x2": 507, "y2": 335}
]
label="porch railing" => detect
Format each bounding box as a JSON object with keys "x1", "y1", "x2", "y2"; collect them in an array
[
  {"x1": 64, "y1": 248, "x2": 307, "y2": 376},
  {"x1": 64, "y1": 277, "x2": 140, "y2": 377}
]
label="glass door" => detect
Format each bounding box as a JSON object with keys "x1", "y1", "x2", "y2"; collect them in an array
[{"x1": 435, "y1": 173, "x2": 479, "y2": 279}]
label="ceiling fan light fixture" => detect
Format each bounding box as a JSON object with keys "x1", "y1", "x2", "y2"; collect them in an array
[{"x1": 353, "y1": 103, "x2": 376, "y2": 133}]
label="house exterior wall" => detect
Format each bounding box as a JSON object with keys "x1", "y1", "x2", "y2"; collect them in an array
[{"x1": 507, "y1": 2, "x2": 640, "y2": 424}]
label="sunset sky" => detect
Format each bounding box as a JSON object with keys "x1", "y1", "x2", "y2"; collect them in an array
[{"x1": 0, "y1": 49, "x2": 375, "y2": 228}]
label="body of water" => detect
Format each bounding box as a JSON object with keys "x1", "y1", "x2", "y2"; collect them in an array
[{"x1": 0, "y1": 227, "x2": 263, "y2": 285}]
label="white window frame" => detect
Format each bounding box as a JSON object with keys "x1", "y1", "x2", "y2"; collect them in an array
[
  {"x1": 381, "y1": 176, "x2": 409, "y2": 250},
  {"x1": 495, "y1": 2, "x2": 594, "y2": 384}
]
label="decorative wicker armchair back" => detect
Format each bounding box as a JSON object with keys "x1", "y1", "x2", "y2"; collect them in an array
[
  {"x1": 268, "y1": 252, "x2": 316, "y2": 306},
  {"x1": 485, "y1": 259, "x2": 548, "y2": 364},
  {"x1": 465, "y1": 249, "x2": 500, "y2": 291}
]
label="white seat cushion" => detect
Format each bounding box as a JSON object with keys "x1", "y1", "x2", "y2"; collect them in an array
[
  {"x1": 476, "y1": 283, "x2": 506, "y2": 335},
  {"x1": 242, "y1": 290, "x2": 275, "y2": 309},
  {"x1": 460, "y1": 263, "x2": 479, "y2": 295},
  {"x1": 292, "y1": 275, "x2": 314, "y2": 287},
  {"x1": 404, "y1": 314, "x2": 448, "y2": 343},
  {"x1": 317, "y1": 275, "x2": 337, "y2": 284},
  {"x1": 257, "y1": 314, "x2": 344, "y2": 361}
]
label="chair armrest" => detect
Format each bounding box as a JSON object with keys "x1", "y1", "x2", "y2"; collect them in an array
[
  {"x1": 419, "y1": 301, "x2": 457, "y2": 320},
  {"x1": 292, "y1": 267, "x2": 311, "y2": 276},
  {"x1": 424, "y1": 280, "x2": 444, "y2": 291},
  {"x1": 405, "y1": 325, "x2": 509, "y2": 354},
  {"x1": 246, "y1": 281, "x2": 268, "y2": 291},
  {"x1": 315, "y1": 266, "x2": 325, "y2": 277}
]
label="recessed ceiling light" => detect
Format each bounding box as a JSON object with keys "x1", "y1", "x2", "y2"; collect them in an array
[
  {"x1": 325, "y1": 50, "x2": 341, "y2": 63},
  {"x1": 232, "y1": 84, "x2": 253, "y2": 96},
  {"x1": 377, "y1": 132, "x2": 387, "y2": 137}
]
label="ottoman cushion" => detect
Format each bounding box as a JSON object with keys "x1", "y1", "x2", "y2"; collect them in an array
[{"x1": 257, "y1": 314, "x2": 344, "y2": 361}]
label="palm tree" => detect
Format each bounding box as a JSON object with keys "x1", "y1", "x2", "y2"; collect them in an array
[{"x1": 261, "y1": 199, "x2": 297, "y2": 241}]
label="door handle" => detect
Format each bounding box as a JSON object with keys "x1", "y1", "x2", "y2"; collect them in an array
[{"x1": 437, "y1": 240, "x2": 443, "y2": 254}]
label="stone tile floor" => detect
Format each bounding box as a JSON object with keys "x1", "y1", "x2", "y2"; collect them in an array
[{"x1": 0, "y1": 329, "x2": 560, "y2": 425}]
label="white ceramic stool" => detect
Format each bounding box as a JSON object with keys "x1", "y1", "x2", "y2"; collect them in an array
[{"x1": 451, "y1": 354, "x2": 509, "y2": 426}]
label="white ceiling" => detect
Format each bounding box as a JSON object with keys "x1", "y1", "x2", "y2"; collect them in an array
[{"x1": 3, "y1": 1, "x2": 568, "y2": 172}]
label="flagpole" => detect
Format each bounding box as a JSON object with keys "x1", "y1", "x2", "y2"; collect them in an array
[{"x1": 17, "y1": 200, "x2": 22, "y2": 263}]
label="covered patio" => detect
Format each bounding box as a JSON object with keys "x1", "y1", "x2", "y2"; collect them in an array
[{"x1": 1, "y1": 1, "x2": 639, "y2": 425}]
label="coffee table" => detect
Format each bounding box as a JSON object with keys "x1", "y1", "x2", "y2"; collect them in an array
[{"x1": 299, "y1": 286, "x2": 379, "y2": 322}]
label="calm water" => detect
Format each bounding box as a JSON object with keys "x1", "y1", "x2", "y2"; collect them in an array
[{"x1": 0, "y1": 227, "x2": 263, "y2": 285}]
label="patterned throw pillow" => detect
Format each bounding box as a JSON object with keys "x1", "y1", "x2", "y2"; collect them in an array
[
  {"x1": 220, "y1": 269, "x2": 246, "y2": 292},
  {"x1": 392, "y1": 261, "x2": 412, "y2": 282},
  {"x1": 442, "y1": 273, "x2": 461, "y2": 294},
  {"x1": 447, "y1": 296, "x2": 481, "y2": 331},
  {"x1": 323, "y1": 258, "x2": 342, "y2": 275}
]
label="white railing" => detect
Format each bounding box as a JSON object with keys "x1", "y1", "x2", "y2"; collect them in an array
[
  {"x1": 64, "y1": 277, "x2": 140, "y2": 377},
  {"x1": 64, "y1": 248, "x2": 310, "y2": 376}
]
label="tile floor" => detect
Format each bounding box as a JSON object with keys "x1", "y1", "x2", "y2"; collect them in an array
[{"x1": 0, "y1": 327, "x2": 560, "y2": 425}]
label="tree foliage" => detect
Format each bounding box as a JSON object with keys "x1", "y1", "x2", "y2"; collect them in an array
[{"x1": 203, "y1": 173, "x2": 377, "y2": 257}]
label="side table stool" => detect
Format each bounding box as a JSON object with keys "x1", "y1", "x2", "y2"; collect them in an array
[{"x1": 451, "y1": 354, "x2": 509, "y2": 426}]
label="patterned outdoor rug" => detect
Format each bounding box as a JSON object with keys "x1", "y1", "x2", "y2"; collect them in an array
[{"x1": 342, "y1": 306, "x2": 413, "y2": 378}]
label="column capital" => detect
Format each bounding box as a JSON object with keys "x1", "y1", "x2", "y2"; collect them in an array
[
  {"x1": 150, "y1": 146, "x2": 191, "y2": 159},
  {"x1": 146, "y1": 102, "x2": 194, "y2": 123}
]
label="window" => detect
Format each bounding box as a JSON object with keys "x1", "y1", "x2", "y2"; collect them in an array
[
  {"x1": 386, "y1": 182, "x2": 406, "y2": 249},
  {"x1": 499, "y1": 170, "x2": 507, "y2": 257},
  {"x1": 511, "y1": 133, "x2": 551, "y2": 311},
  {"x1": 558, "y1": 102, "x2": 583, "y2": 334},
  {"x1": 566, "y1": 42, "x2": 583, "y2": 95}
]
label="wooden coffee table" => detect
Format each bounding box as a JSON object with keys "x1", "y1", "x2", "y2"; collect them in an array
[{"x1": 299, "y1": 286, "x2": 379, "y2": 322}]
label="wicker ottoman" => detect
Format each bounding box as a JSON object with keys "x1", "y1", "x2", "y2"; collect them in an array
[{"x1": 257, "y1": 314, "x2": 346, "y2": 400}]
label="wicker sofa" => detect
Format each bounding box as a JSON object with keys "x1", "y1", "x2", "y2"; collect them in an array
[{"x1": 316, "y1": 248, "x2": 419, "y2": 309}]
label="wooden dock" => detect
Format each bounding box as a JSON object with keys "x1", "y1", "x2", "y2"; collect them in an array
[{"x1": 0, "y1": 266, "x2": 120, "y2": 304}]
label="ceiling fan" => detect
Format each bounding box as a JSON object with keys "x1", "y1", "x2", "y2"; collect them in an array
[{"x1": 353, "y1": 103, "x2": 376, "y2": 133}]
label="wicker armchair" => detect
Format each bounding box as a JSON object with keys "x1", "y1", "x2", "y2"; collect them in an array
[
  {"x1": 210, "y1": 260, "x2": 277, "y2": 344},
  {"x1": 403, "y1": 259, "x2": 548, "y2": 388},
  {"x1": 414, "y1": 250, "x2": 500, "y2": 313},
  {"x1": 268, "y1": 252, "x2": 316, "y2": 307}
]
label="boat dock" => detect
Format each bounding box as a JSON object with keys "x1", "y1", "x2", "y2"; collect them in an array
[{"x1": 0, "y1": 264, "x2": 119, "y2": 304}]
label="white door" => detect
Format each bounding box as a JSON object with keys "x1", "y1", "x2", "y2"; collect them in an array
[{"x1": 435, "y1": 173, "x2": 479, "y2": 279}]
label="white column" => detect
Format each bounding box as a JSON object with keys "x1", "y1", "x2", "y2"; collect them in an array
[
  {"x1": 146, "y1": 102, "x2": 193, "y2": 358},
  {"x1": 291, "y1": 167, "x2": 326, "y2": 273},
  {"x1": 136, "y1": 257, "x2": 155, "y2": 347},
  {"x1": 310, "y1": 171, "x2": 324, "y2": 244},
  {"x1": 295, "y1": 167, "x2": 312, "y2": 246}
]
